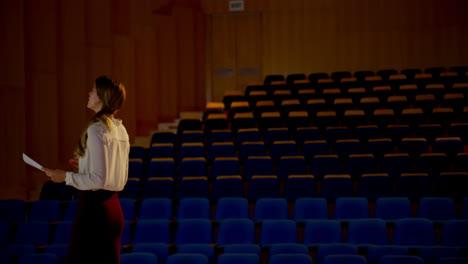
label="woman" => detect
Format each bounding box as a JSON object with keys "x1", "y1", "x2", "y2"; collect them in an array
[{"x1": 43, "y1": 76, "x2": 130, "y2": 263}]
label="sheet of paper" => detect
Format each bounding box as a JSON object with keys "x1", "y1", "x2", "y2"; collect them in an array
[{"x1": 22, "y1": 153, "x2": 45, "y2": 172}]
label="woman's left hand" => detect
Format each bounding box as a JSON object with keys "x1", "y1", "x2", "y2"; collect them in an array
[{"x1": 43, "y1": 168, "x2": 66, "y2": 183}]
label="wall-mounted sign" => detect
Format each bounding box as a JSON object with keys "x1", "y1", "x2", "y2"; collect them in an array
[{"x1": 229, "y1": 0, "x2": 244, "y2": 12}]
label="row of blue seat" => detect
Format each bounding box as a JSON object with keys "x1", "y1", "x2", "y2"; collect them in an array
[
  {"x1": 3, "y1": 244, "x2": 468, "y2": 264},
  {"x1": 3, "y1": 217, "x2": 467, "y2": 250},
  {"x1": 2, "y1": 196, "x2": 467, "y2": 224}
]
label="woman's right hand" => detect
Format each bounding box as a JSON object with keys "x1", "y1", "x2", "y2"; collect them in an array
[{"x1": 68, "y1": 156, "x2": 79, "y2": 168}]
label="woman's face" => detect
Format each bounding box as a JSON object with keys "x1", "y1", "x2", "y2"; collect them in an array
[{"x1": 87, "y1": 85, "x2": 102, "y2": 113}]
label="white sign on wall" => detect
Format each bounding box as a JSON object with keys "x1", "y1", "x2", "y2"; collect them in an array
[{"x1": 229, "y1": 0, "x2": 244, "y2": 12}]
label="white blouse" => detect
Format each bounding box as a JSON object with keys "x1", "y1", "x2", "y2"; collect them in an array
[{"x1": 65, "y1": 118, "x2": 130, "y2": 191}]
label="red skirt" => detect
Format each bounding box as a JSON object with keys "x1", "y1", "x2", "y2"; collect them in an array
[{"x1": 67, "y1": 190, "x2": 124, "y2": 264}]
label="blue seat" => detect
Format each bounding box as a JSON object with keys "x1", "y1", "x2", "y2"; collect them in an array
[
  {"x1": 45, "y1": 244, "x2": 69, "y2": 263},
  {"x1": 146, "y1": 158, "x2": 175, "y2": 178},
  {"x1": 223, "y1": 245, "x2": 261, "y2": 255},
  {"x1": 316, "y1": 244, "x2": 359, "y2": 264},
  {"x1": 139, "y1": 198, "x2": 173, "y2": 220},
  {"x1": 247, "y1": 176, "x2": 280, "y2": 201},
  {"x1": 346, "y1": 154, "x2": 377, "y2": 180},
  {"x1": 235, "y1": 128, "x2": 261, "y2": 147},
  {"x1": 0, "y1": 221, "x2": 9, "y2": 246},
  {"x1": 238, "y1": 142, "x2": 267, "y2": 163},
  {"x1": 166, "y1": 253, "x2": 209, "y2": 264},
  {"x1": 0, "y1": 244, "x2": 36, "y2": 264},
  {"x1": 178, "y1": 157, "x2": 208, "y2": 179},
  {"x1": 121, "y1": 253, "x2": 158, "y2": 264},
  {"x1": 269, "y1": 243, "x2": 309, "y2": 256},
  {"x1": 346, "y1": 219, "x2": 388, "y2": 245},
  {"x1": 53, "y1": 220, "x2": 73, "y2": 244},
  {"x1": 178, "y1": 142, "x2": 205, "y2": 161},
  {"x1": 399, "y1": 138, "x2": 429, "y2": 159},
  {"x1": 396, "y1": 173, "x2": 432, "y2": 199},
  {"x1": 217, "y1": 253, "x2": 260, "y2": 264},
  {"x1": 321, "y1": 174, "x2": 353, "y2": 199},
  {"x1": 433, "y1": 137, "x2": 463, "y2": 157},
  {"x1": 417, "y1": 197, "x2": 456, "y2": 221},
  {"x1": 358, "y1": 173, "x2": 392, "y2": 198},
  {"x1": 284, "y1": 175, "x2": 317, "y2": 200},
  {"x1": 130, "y1": 145, "x2": 146, "y2": 160},
  {"x1": 242, "y1": 156, "x2": 273, "y2": 180},
  {"x1": 437, "y1": 257, "x2": 468, "y2": 264},
  {"x1": 301, "y1": 140, "x2": 329, "y2": 161},
  {"x1": 151, "y1": 130, "x2": 176, "y2": 145},
  {"x1": 440, "y1": 220, "x2": 468, "y2": 247},
  {"x1": 293, "y1": 198, "x2": 328, "y2": 222},
  {"x1": 175, "y1": 219, "x2": 212, "y2": 245},
  {"x1": 437, "y1": 172, "x2": 468, "y2": 199},
  {"x1": 13, "y1": 221, "x2": 50, "y2": 246},
  {"x1": 133, "y1": 219, "x2": 171, "y2": 244},
  {"x1": 177, "y1": 198, "x2": 210, "y2": 220},
  {"x1": 120, "y1": 198, "x2": 136, "y2": 221},
  {"x1": 63, "y1": 199, "x2": 77, "y2": 221},
  {"x1": 132, "y1": 243, "x2": 168, "y2": 264},
  {"x1": 379, "y1": 255, "x2": 424, "y2": 264},
  {"x1": 276, "y1": 156, "x2": 307, "y2": 179},
  {"x1": 334, "y1": 139, "x2": 361, "y2": 158},
  {"x1": 366, "y1": 245, "x2": 408, "y2": 264},
  {"x1": 148, "y1": 144, "x2": 175, "y2": 159},
  {"x1": 264, "y1": 128, "x2": 290, "y2": 147},
  {"x1": 385, "y1": 124, "x2": 411, "y2": 143},
  {"x1": 269, "y1": 141, "x2": 297, "y2": 163},
  {"x1": 128, "y1": 159, "x2": 144, "y2": 178},
  {"x1": 211, "y1": 176, "x2": 244, "y2": 201},
  {"x1": 333, "y1": 197, "x2": 369, "y2": 221},
  {"x1": 418, "y1": 246, "x2": 461, "y2": 264},
  {"x1": 179, "y1": 131, "x2": 204, "y2": 144},
  {"x1": 417, "y1": 153, "x2": 450, "y2": 177},
  {"x1": 0, "y1": 199, "x2": 25, "y2": 222},
  {"x1": 295, "y1": 127, "x2": 321, "y2": 146},
  {"x1": 302, "y1": 220, "x2": 342, "y2": 246},
  {"x1": 259, "y1": 220, "x2": 298, "y2": 247},
  {"x1": 39, "y1": 181, "x2": 75, "y2": 200},
  {"x1": 216, "y1": 219, "x2": 255, "y2": 245},
  {"x1": 268, "y1": 254, "x2": 313, "y2": 264},
  {"x1": 253, "y1": 198, "x2": 288, "y2": 222},
  {"x1": 208, "y1": 142, "x2": 235, "y2": 162},
  {"x1": 210, "y1": 158, "x2": 240, "y2": 179},
  {"x1": 323, "y1": 255, "x2": 366, "y2": 264},
  {"x1": 176, "y1": 177, "x2": 209, "y2": 199},
  {"x1": 122, "y1": 220, "x2": 132, "y2": 245},
  {"x1": 392, "y1": 218, "x2": 435, "y2": 246},
  {"x1": 375, "y1": 197, "x2": 412, "y2": 222},
  {"x1": 366, "y1": 138, "x2": 394, "y2": 159},
  {"x1": 143, "y1": 177, "x2": 174, "y2": 199},
  {"x1": 310, "y1": 155, "x2": 341, "y2": 180},
  {"x1": 178, "y1": 244, "x2": 215, "y2": 264},
  {"x1": 206, "y1": 130, "x2": 232, "y2": 146},
  {"x1": 214, "y1": 197, "x2": 250, "y2": 221},
  {"x1": 355, "y1": 125, "x2": 380, "y2": 143},
  {"x1": 27, "y1": 199, "x2": 61, "y2": 222},
  {"x1": 324, "y1": 126, "x2": 352, "y2": 144},
  {"x1": 381, "y1": 153, "x2": 411, "y2": 178},
  {"x1": 120, "y1": 178, "x2": 141, "y2": 199},
  {"x1": 19, "y1": 253, "x2": 59, "y2": 264},
  {"x1": 464, "y1": 198, "x2": 468, "y2": 219}
]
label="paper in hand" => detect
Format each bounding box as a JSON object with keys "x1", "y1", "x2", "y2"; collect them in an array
[{"x1": 22, "y1": 153, "x2": 45, "y2": 172}]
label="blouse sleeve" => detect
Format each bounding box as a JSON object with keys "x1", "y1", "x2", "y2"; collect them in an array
[{"x1": 65, "y1": 124, "x2": 108, "y2": 190}]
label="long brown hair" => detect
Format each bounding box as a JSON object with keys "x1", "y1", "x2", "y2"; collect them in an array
[{"x1": 75, "y1": 76, "x2": 126, "y2": 157}]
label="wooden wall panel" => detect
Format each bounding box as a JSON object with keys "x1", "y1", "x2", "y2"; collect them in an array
[
  {"x1": 1, "y1": 0, "x2": 206, "y2": 199},
  {"x1": 0, "y1": 0, "x2": 26, "y2": 200}
]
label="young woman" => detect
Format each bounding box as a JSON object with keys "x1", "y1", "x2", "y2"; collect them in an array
[{"x1": 43, "y1": 76, "x2": 130, "y2": 263}]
